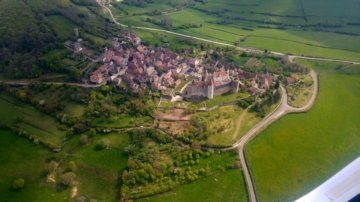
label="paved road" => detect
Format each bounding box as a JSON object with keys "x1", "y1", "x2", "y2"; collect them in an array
[
  {"x1": 230, "y1": 71, "x2": 318, "y2": 202},
  {"x1": 98, "y1": 0, "x2": 360, "y2": 65},
  {"x1": 86, "y1": 3, "x2": 323, "y2": 201},
  {"x1": 0, "y1": 80, "x2": 101, "y2": 88}
]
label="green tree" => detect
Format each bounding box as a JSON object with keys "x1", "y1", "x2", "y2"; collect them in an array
[
  {"x1": 61, "y1": 172, "x2": 76, "y2": 186},
  {"x1": 80, "y1": 134, "x2": 89, "y2": 145},
  {"x1": 12, "y1": 178, "x2": 25, "y2": 190},
  {"x1": 70, "y1": 68, "x2": 81, "y2": 81}
]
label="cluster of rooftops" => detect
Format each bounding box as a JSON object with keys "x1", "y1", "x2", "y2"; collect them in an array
[{"x1": 86, "y1": 32, "x2": 281, "y2": 100}]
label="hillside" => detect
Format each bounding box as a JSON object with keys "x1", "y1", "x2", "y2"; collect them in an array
[
  {"x1": 109, "y1": 0, "x2": 360, "y2": 61},
  {"x1": 0, "y1": 0, "x2": 118, "y2": 79}
]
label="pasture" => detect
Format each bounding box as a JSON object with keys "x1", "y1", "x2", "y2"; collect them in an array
[
  {"x1": 0, "y1": 129, "x2": 131, "y2": 202},
  {"x1": 245, "y1": 60, "x2": 360, "y2": 201},
  {"x1": 110, "y1": 0, "x2": 360, "y2": 61},
  {"x1": 191, "y1": 91, "x2": 249, "y2": 109},
  {"x1": 92, "y1": 114, "x2": 153, "y2": 128},
  {"x1": 194, "y1": 105, "x2": 260, "y2": 146},
  {"x1": 0, "y1": 93, "x2": 67, "y2": 148},
  {"x1": 137, "y1": 150, "x2": 248, "y2": 202},
  {"x1": 66, "y1": 132, "x2": 130, "y2": 201},
  {"x1": 0, "y1": 129, "x2": 69, "y2": 202},
  {"x1": 137, "y1": 169, "x2": 248, "y2": 202}
]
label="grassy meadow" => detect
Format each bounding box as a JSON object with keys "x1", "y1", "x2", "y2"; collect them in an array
[
  {"x1": 92, "y1": 114, "x2": 153, "y2": 128},
  {"x1": 194, "y1": 105, "x2": 260, "y2": 146},
  {"x1": 0, "y1": 93, "x2": 67, "y2": 148},
  {"x1": 66, "y1": 132, "x2": 130, "y2": 201},
  {"x1": 0, "y1": 128, "x2": 131, "y2": 202},
  {"x1": 0, "y1": 129, "x2": 69, "y2": 202},
  {"x1": 136, "y1": 150, "x2": 248, "y2": 202},
  {"x1": 109, "y1": 0, "x2": 360, "y2": 61},
  {"x1": 246, "y1": 60, "x2": 360, "y2": 201},
  {"x1": 137, "y1": 169, "x2": 248, "y2": 202}
]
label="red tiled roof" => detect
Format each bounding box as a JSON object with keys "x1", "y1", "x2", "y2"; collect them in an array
[{"x1": 213, "y1": 70, "x2": 228, "y2": 78}]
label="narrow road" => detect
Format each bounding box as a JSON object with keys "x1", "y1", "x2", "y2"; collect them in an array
[
  {"x1": 96, "y1": 2, "x2": 331, "y2": 202},
  {"x1": 231, "y1": 71, "x2": 318, "y2": 202},
  {"x1": 0, "y1": 80, "x2": 101, "y2": 88},
  {"x1": 98, "y1": 0, "x2": 360, "y2": 65}
]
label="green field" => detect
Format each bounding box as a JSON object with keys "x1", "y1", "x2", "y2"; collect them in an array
[
  {"x1": 246, "y1": 60, "x2": 360, "y2": 201},
  {"x1": 92, "y1": 114, "x2": 153, "y2": 128},
  {"x1": 0, "y1": 128, "x2": 131, "y2": 202},
  {"x1": 137, "y1": 169, "x2": 248, "y2": 202},
  {"x1": 194, "y1": 105, "x2": 259, "y2": 146},
  {"x1": 191, "y1": 91, "x2": 250, "y2": 109},
  {"x1": 286, "y1": 74, "x2": 314, "y2": 108},
  {"x1": 66, "y1": 132, "x2": 130, "y2": 201},
  {"x1": 0, "y1": 129, "x2": 69, "y2": 202},
  {"x1": 135, "y1": 149, "x2": 248, "y2": 202},
  {"x1": 0, "y1": 93, "x2": 67, "y2": 148},
  {"x1": 110, "y1": 0, "x2": 360, "y2": 61}
]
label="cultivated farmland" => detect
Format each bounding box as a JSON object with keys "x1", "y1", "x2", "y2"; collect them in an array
[{"x1": 110, "y1": 0, "x2": 360, "y2": 61}]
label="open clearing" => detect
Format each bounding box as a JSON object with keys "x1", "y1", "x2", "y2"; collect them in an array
[
  {"x1": 246, "y1": 60, "x2": 360, "y2": 201},
  {"x1": 196, "y1": 105, "x2": 260, "y2": 146}
]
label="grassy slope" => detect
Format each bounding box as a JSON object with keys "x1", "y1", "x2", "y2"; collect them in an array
[
  {"x1": 0, "y1": 94, "x2": 67, "y2": 148},
  {"x1": 137, "y1": 150, "x2": 248, "y2": 202},
  {"x1": 92, "y1": 114, "x2": 153, "y2": 128},
  {"x1": 112, "y1": 0, "x2": 360, "y2": 61},
  {"x1": 67, "y1": 133, "x2": 130, "y2": 201},
  {"x1": 137, "y1": 169, "x2": 248, "y2": 202},
  {"x1": 245, "y1": 60, "x2": 360, "y2": 201},
  {"x1": 0, "y1": 129, "x2": 69, "y2": 202},
  {"x1": 0, "y1": 129, "x2": 130, "y2": 202}
]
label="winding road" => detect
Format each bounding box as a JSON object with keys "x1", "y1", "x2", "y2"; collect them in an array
[
  {"x1": 0, "y1": 80, "x2": 101, "y2": 88},
  {"x1": 94, "y1": 2, "x2": 328, "y2": 201},
  {"x1": 97, "y1": 0, "x2": 360, "y2": 65},
  {"x1": 231, "y1": 71, "x2": 318, "y2": 202},
  {"x1": 0, "y1": 2, "x2": 330, "y2": 201}
]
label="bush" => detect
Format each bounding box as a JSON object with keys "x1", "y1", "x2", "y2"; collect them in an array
[
  {"x1": 73, "y1": 123, "x2": 87, "y2": 134},
  {"x1": 12, "y1": 178, "x2": 25, "y2": 190},
  {"x1": 80, "y1": 134, "x2": 89, "y2": 145},
  {"x1": 94, "y1": 139, "x2": 110, "y2": 150},
  {"x1": 238, "y1": 100, "x2": 250, "y2": 109},
  {"x1": 61, "y1": 172, "x2": 76, "y2": 186}
]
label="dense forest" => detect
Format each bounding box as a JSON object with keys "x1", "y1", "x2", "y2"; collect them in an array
[{"x1": 0, "y1": 0, "x2": 117, "y2": 79}]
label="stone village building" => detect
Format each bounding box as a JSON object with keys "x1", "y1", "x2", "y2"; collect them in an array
[{"x1": 185, "y1": 68, "x2": 240, "y2": 99}]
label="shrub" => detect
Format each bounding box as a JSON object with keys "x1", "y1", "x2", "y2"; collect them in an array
[
  {"x1": 80, "y1": 135, "x2": 89, "y2": 145},
  {"x1": 94, "y1": 139, "x2": 110, "y2": 150},
  {"x1": 61, "y1": 172, "x2": 76, "y2": 186},
  {"x1": 12, "y1": 178, "x2": 25, "y2": 190},
  {"x1": 73, "y1": 123, "x2": 87, "y2": 134}
]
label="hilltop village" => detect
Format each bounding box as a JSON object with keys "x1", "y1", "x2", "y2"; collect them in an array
[{"x1": 71, "y1": 32, "x2": 278, "y2": 100}]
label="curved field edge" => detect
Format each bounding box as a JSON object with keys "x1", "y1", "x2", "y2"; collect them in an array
[
  {"x1": 110, "y1": 1, "x2": 360, "y2": 62},
  {"x1": 245, "y1": 60, "x2": 360, "y2": 201},
  {"x1": 136, "y1": 169, "x2": 248, "y2": 202}
]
